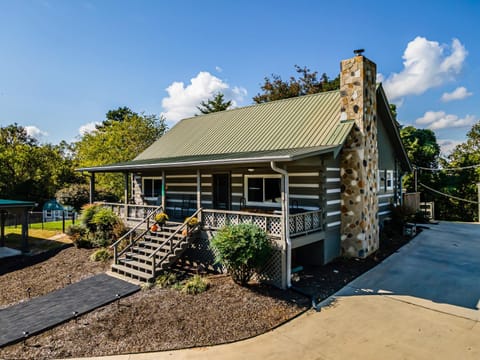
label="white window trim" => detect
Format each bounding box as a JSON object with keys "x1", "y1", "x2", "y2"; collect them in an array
[
  {"x1": 386, "y1": 170, "x2": 394, "y2": 191},
  {"x1": 142, "y1": 176, "x2": 163, "y2": 200},
  {"x1": 244, "y1": 174, "x2": 282, "y2": 207}
]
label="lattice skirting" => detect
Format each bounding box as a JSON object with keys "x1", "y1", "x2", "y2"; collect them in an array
[{"x1": 179, "y1": 230, "x2": 285, "y2": 289}]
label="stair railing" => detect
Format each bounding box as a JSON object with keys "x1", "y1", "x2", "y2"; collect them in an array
[
  {"x1": 110, "y1": 205, "x2": 163, "y2": 265},
  {"x1": 149, "y1": 208, "x2": 202, "y2": 276}
]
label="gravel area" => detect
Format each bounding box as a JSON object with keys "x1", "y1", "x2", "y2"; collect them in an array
[
  {"x1": 0, "y1": 228, "x2": 414, "y2": 359},
  {"x1": 0, "y1": 247, "x2": 309, "y2": 359},
  {"x1": 0, "y1": 246, "x2": 110, "y2": 309}
]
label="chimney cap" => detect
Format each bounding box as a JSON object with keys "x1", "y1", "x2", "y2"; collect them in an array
[{"x1": 353, "y1": 49, "x2": 365, "y2": 56}]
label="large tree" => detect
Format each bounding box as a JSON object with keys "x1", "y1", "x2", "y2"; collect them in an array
[
  {"x1": 75, "y1": 107, "x2": 167, "y2": 199},
  {"x1": 438, "y1": 121, "x2": 480, "y2": 221},
  {"x1": 197, "y1": 93, "x2": 232, "y2": 114},
  {"x1": 0, "y1": 124, "x2": 80, "y2": 204},
  {"x1": 253, "y1": 65, "x2": 339, "y2": 103},
  {"x1": 400, "y1": 126, "x2": 441, "y2": 194}
]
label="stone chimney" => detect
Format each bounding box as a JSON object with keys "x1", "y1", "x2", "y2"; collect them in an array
[{"x1": 339, "y1": 53, "x2": 379, "y2": 258}]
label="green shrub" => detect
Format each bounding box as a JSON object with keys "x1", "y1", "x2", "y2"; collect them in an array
[
  {"x1": 66, "y1": 224, "x2": 91, "y2": 248},
  {"x1": 90, "y1": 248, "x2": 112, "y2": 262},
  {"x1": 77, "y1": 205, "x2": 125, "y2": 248},
  {"x1": 156, "y1": 272, "x2": 179, "y2": 288},
  {"x1": 92, "y1": 207, "x2": 119, "y2": 232},
  {"x1": 80, "y1": 204, "x2": 101, "y2": 232},
  {"x1": 181, "y1": 275, "x2": 209, "y2": 295},
  {"x1": 210, "y1": 223, "x2": 273, "y2": 286}
]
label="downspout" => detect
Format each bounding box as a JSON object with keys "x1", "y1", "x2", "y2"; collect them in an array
[{"x1": 270, "y1": 161, "x2": 291, "y2": 289}]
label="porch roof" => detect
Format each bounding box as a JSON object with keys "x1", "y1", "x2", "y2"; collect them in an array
[{"x1": 77, "y1": 144, "x2": 343, "y2": 172}]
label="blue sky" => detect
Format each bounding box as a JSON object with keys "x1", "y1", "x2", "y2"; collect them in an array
[{"x1": 0, "y1": 0, "x2": 478, "y2": 155}]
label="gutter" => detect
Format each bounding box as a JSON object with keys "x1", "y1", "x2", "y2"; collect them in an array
[{"x1": 270, "y1": 161, "x2": 292, "y2": 289}]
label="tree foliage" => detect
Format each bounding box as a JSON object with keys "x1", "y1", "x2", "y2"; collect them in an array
[
  {"x1": 197, "y1": 93, "x2": 232, "y2": 114},
  {"x1": 437, "y1": 121, "x2": 480, "y2": 221},
  {"x1": 210, "y1": 223, "x2": 273, "y2": 285},
  {"x1": 400, "y1": 126, "x2": 441, "y2": 194},
  {"x1": 75, "y1": 107, "x2": 167, "y2": 199},
  {"x1": 0, "y1": 123, "x2": 81, "y2": 205},
  {"x1": 253, "y1": 65, "x2": 340, "y2": 103}
]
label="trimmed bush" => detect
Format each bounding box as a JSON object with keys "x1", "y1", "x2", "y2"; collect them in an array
[
  {"x1": 210, "y1": 223, "x2": 273, "y2": 286},
  {"x1": 181, "y1": 275, "x2": 209, "y2": 295}
]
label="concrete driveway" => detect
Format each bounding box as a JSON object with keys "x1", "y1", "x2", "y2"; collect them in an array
[{"x1": 79, "y1": 222, "x2": 480, "y2": 360}]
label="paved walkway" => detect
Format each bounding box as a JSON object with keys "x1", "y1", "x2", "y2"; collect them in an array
[
  {"x1": 0, "y1": 273, "x2": 139, "y2": 347},
  {"x1": 76, "y1": 222, "x2": 480, "y2": 360}
]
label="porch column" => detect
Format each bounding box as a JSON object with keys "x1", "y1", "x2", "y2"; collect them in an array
[
  {"x1": 124, "y1": 172, "x2": 130, "y2": 204},
  {"x1": 89, "y1": 173, "x2": 95, "y2": 204},
  {"x1": 0, "y1": 210, "x2": 6, "y2": 247},
  {"x1": 196, "y1": 169, "x2": 202, "y2": 221},
  {"x1": 21, "y1": 208, "x2": 29, "y2": 253},
  {"x1": 161, "y1": 170, "x2": 166, "y2": 209}
]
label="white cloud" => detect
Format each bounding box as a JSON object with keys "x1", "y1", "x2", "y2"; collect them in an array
[
  {"x1": 416, "y1": 111, "x2": 476, "y2": 130},
  {"x1": 383, "y1": 37, "x2": 467, "y2": 101},
  {"x1": 161, "y1": 71, "x2": 247, "y2": 123},
  {"x1": 25, "y1": 125, "x2": 48, "y2": 140},
  {"x1": 441, "y1": 86, "x2": 472, "y2": 102},
  {"x1": 78, "y1": 121, "x2": 101, "y2": 135},
  {"x1": 438, "y1": 139, "x2": 462, "y2": 156},
  {"x1": 215, "y1": 66, "x2": 223, "y2": 73}
]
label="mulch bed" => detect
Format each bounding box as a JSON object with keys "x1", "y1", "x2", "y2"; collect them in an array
[{"x1": 0, "y1": 228, "x2": 417, "y2": 359}]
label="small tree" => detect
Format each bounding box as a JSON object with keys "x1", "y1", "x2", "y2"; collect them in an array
[
  {"x1": 197, "y1": 92, "x2": 232, "y2": 114},
  {"x1": 210, "y1": 223, "x2": 273, "y2": 285}
]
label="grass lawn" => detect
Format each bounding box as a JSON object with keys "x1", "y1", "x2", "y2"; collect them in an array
[
  {"x1": 3, "y1": 227, "x2": 72, "y2": 254},
  {"x1": 28, "y1": 219, "x2": 77, "y2": 231}
]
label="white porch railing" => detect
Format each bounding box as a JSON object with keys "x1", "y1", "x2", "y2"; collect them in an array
[
  {"x1": 202, "y1": 209, "x2": 324, "y2": 238},
  {"x1": 98, "y1": 202, "x2": 160, "y2": 222},
  {"x1": 202, "y1": 209, "x2": 283, "y2": 238},
  {"x1": 289, "y1": 210, "x2": 323, "y2": 236}
]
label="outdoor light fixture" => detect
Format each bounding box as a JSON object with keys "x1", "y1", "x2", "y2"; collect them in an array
[{"x1": 247, "y1": 168, "x2": 255, "y2": 172}]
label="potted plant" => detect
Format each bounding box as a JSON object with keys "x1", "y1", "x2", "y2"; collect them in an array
[
  {"x1": 155, "y1": 211, "x2": 169, "y2": 230},
  {"x1": 182, "y1": 216, "x2": 199, "y2": 237}
]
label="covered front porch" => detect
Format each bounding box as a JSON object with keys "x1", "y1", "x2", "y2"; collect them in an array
[{"x1": 81, "y1": 148, "x2": 340, "y2": 288}]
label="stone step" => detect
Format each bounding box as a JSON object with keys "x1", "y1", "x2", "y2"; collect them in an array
[
  {"x1": 111, "y1": 264, "x2": 153, "y2": 282},
  {"x1": 118, "y1": 258, "x2": 154, "y2": 272}
]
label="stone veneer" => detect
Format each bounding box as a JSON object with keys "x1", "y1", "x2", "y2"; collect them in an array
[{"x1": 339, "y1": 55, "x2": 379, "y2": 258}]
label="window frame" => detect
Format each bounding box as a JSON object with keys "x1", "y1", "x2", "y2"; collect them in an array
[
  {"x1": 244, "y1": 174, "x2": 282, "y2": 207},
  {"x1": 142, "y1": 177, "x2": 163, "y2": 201},
  {"x1": 386, "y1": 170, "x2": 394, "y2": 191}
]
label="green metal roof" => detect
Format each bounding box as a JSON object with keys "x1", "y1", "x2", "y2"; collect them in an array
[
  {"x1": 137, "y1": 90, "x2": 343, "y2": 161},
  {"x1": 0, "y1": 199, "x2": 36, "y2": 208},
  {"x1": 78, "y1": 143, "x2": 348, "y2": 172},
  {"x1": 79, "y1": 90, "x2": 356, "y2": 172}
]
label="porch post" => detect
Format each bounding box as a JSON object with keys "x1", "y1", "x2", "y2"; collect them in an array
[
  {"x1": 161, "y1": 170, "x2": 166, "y2": 209},
  {"x1": 89, "y1": 173, "x2": 95, "y2": 204},
  {"x1": 197, "y1": 169, "x2": 202, "y2": 221},
  {"x1": 124, "y1": 172, "x2": 129, "y2": 204},
  {"x1": 0, "y1": 210, "x2": 6, "y2": 247},
  {"x1": 21, "y1": 208, "x2": 29, "y2": 252}
]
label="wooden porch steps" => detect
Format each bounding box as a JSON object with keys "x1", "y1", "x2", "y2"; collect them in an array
[{"x1": 110, "y1": 220, "x2": 198, "y2": 283}]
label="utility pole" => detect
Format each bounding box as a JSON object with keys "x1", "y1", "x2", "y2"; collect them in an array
[{"x1": 477, "y1": 183, "x2": 480, "y2": 223}]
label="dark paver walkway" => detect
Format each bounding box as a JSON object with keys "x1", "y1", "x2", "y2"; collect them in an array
[{"x1": 0, "y1": 273, "x2": 139, "y2": 347}]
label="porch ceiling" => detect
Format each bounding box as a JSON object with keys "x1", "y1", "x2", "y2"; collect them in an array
[{"x1": 77, "y1": 144, "x2": 343, "y2": 173}]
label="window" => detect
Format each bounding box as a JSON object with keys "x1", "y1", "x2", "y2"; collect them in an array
[
  {"x1": 386, "y1": 170, "x2": 394, "y2": 191},
  {"x1": 245, "y1": 175, "x2": 281, "y2": 205},
  {"x1": 377, "y1": 170, "x2": 386, "y2": 192},
  {"x1": 142, "y1": 177, "x2": 162, "y2": 199}
]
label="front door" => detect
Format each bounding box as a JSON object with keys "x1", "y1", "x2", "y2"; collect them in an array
[{"x1": 212, "y1": 173, "x2": 230, "y2": 210}]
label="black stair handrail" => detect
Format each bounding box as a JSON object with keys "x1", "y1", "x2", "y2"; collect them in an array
[
  {"x1": 149, "y1": 208, "x2": 202, "y2": 274},
  {"x1": 111, "y1": 205, "x2": 163, "y2": 265}
]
